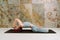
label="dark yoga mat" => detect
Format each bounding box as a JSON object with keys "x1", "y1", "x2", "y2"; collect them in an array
[{"x1": 5, "y1": 29, "x2": 56, "y2": 33}]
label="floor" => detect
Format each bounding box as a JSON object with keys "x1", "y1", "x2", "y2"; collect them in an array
[{"x1": 0, "y1": 28, "x2": 60, "y2": 40}]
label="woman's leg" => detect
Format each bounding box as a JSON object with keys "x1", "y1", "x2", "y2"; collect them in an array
[
  {"x1": 31, "y1": 25, "x2": 49, "y2": 32},
  {"x1": 37, "y1": 28, "x2": 49, "y2": 32},
  {"x1": 32, "y1": 25, "x2": 49, "y2": 32},
  {"x1": 13, "y1": 18, "x2": 24, "y2": 30}
]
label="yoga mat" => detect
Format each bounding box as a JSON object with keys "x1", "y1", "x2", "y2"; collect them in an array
[{"x1": 5, "y1": 29, "x2": 56, "y2": 33}]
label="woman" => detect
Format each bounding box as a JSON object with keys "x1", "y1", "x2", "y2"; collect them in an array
[{"x1": 13, "y1": 18, "x2": 48, "y2": 32}]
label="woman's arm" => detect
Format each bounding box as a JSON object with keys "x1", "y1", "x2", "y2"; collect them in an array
[{"x1": 13, "y1": 18, "x2": 24, "y2": 29}]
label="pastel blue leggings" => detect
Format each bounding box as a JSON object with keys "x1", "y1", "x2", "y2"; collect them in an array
[{"x1": 23, "y1": 22, "x2": 48, "y2": 32}]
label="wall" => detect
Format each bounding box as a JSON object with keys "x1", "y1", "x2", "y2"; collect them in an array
[{"x1": 0, "y1": 0, "x2": 60, "y2": 28}]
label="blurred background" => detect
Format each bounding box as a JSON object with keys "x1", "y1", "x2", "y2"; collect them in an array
[{"x1": 0, "y1": 0, "x2": 60, "y2": 28}]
